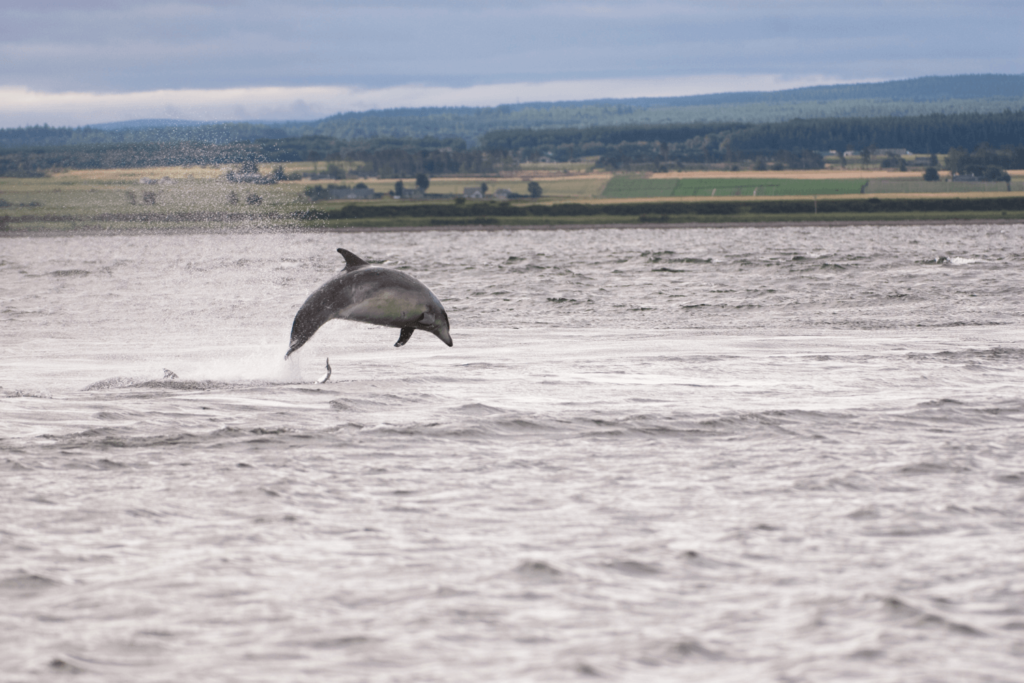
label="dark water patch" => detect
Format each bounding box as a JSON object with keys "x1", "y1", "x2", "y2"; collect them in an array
[
  {"x1": 795, "y1": 473, "x2": 884, "y2": 492},
  {"x1": 0, "y1": 571, "x2": 62, "y2": 597},
  {"x1": 515, "y1": 560, "x2": 562, "y2": 580},
  {"x1": 907, "y1": 347, "x2": 1024, "y2": 364},
  {"x1": 24, "y1": 494, "x2": 56, "y2": 504},
  {"x1": 134, "y1": 379, "x2": 220, "y2": 391},
  {"x1": 699, "y1": 409, "x2": 840, "y2": 433},
  {"x1": 678, "y1": 549, "x2": 740, "y2": 570},
  {"x1": 125, "y1": 507, "x2": 165, "y2": 518},
  {"x1": 328, "y1": 399, "x2": 356, "y2": 411},
  {"x1": 95, "y1": 410, "x2": 138, "y2": 420},
  {"x1": 454, "y1": 402, "x2": 508, "y2": 416},
  {"x1": 846, "y1": 505, "x2": 883, "y2": 520},
  {"x1": 606, "y1": 559, "x2": 661, "y2": 576},
  {"x1": 360, "y1": 414, "x2": 564, "y2": 440},
  {"x1": 1, "y1": 305, "x2": 49, "y2": 318},
  {"x1": 82, "y1": 377, "x2": 235, "y2": 391},
  {"x1": 658, "y1": 637, "x2": 724, "y2": 662},
  {"x1": 49, "y1": 427, "x2": 221, "y2": 454},
  {"x1": 250, "y1": 427, "x2": 291, "y2": 435},
  {"x1": 48, "y1": 657, "x2": 89, "y2": 674},
  {"x1": 916, "y1": 398, "x2": 965, "y2": 407},
  {"x1": 894, "y1": 461, "x2": 974, "y2": 476},
  {"x1": 95, "y1": 458, "x2": 127, "y2": 468},
  {"x1": 880, "y1": 595, "x2": 986, "y2": 636},
  {"x1": 643, "y1": 251, "x2": 712, "y2": 264},
  {"x1": 994, "y1": 471, "x2": 1024, "y2": 485},
  {"x1": 2, "y1": 387, "x2": 53, "y2": 398},
  {"x1": 48, "y1": 269, "x2": 91, "y2": 277},
  {"x1": 914, "y1": 320, "x2": 1011, "y2": 328},
  {"x1": 83, "y1": 377, "x2": 144, "y2": 391},
  {"x1": 899, "y1": 399, "x2": 1024, "y2": 429},
  {"x1": 863, "y1": 523, "x2": 951, "y2": 537},
  {"x1": 305, "y1": 636, "x2": 374, "y2": 650},
  {"x1": 503, "y1": 263, "x2": 549, "y2": 273}
]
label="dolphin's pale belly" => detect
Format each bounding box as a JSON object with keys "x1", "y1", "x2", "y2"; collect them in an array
[{"x1": 337, "y1": 292, "x2": 429, "y2": 328}]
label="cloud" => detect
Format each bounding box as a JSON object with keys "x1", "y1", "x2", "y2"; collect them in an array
[
  {"x1": 2, "y1": 1, "x2": 1022, "y2": 94},
  {"x1": 0, "y1": 74, "x2": 858, "y2": 127},
  {"x1": 1, "y1": 1, "x2": 1021, "y2": 126}
]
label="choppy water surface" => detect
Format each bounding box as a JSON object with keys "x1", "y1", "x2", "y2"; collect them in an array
[{"x1": 2, "y1": 224, "x2": 1024, "y2": 682}]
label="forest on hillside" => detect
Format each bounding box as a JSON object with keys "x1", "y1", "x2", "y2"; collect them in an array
[
  {"x1": 481, "y1": 111, "x2": 1024, "y2": 170},
  {"x1": 2, "y1": 73, "x2": 1024, "y2": 177},
  {"x1": 3, "y1": 74, "x2": 1024, "y2": 150},
  {"x1": 3, "y1": 110, "x2": 1024, "y2": 177}
]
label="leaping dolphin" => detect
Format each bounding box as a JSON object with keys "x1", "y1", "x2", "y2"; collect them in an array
[{"x1": 284, "y1": 248, "x2": 453, "y2": 359}]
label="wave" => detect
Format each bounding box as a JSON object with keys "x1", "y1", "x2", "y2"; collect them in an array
[
  {"x1": 82, "y1": 376, "x2": 224, "y2": 391},
  {"x1": 906, "y1": 346, "x2": 1024, "y2": 363}
]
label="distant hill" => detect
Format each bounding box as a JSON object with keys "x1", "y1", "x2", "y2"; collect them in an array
[
  {"x1": 2, "y1": 74, "x2": 1023, "y2": 150},
  {"x1": 295, "y1": 74, "x2": 1024, "y2": 142}
]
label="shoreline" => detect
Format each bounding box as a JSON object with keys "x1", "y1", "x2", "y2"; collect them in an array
[{"x1": 3, "y1": 217, "x2": 1023, "y2": 238}]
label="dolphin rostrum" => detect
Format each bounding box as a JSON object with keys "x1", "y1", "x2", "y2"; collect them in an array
[{"x1": 284, "y1": 248, "x2": 453, "y2": 359}]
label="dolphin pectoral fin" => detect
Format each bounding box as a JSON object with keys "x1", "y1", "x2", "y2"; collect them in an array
[{"x1": 395, "y1": 327, "x2": 415, "y2": 347}]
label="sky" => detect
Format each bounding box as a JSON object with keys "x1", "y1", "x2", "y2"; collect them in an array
[{"x1": 1, "y1": 0, "x2": 1022, "y2": 128}]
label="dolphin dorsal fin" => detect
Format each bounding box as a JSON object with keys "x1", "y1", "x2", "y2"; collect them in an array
[{"x1": 337, "y1": 248, "x2": 369, "y2": 271}]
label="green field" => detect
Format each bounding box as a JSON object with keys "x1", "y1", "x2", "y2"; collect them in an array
[
  {"x1": 864, "y1": 179, "x2": 1024, "y2": 193},
  {"x1": 600, "y1": 177, "x2": 681, "y2": 198},
  {"x1": 672, "y1": 177, "x2": 868, "y2": 197},
  {"x1": 603, "y1": 176, "x2": 868, "y2": 198},
  {"x1": 4, "y1": 166, "x2": 1024, "y2": 233}
]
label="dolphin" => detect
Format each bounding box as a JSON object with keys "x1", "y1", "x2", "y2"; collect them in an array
[{"x1": 284, "y1": 248, "x2": 453, "y2": 359}]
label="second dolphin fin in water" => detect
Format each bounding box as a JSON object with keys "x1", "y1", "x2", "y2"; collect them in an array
[{"x1": 315, "y1": 358, "x2": 332, "y2": 384}]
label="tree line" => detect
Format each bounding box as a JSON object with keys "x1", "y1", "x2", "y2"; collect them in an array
[
  {"x1": 3, "y1": 110, "x2": 1024, "y2": 177},
  {"x1": 478, "y1": 111, "x2": 1024, "y2": 170},
  {"x1": 0, "y1": 136, "x2": 512, "y2": 177}
]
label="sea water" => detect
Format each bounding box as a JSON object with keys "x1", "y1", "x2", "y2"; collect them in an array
[{"x1": 2, "y1": 224, "x2": 1024, "y2": 682}]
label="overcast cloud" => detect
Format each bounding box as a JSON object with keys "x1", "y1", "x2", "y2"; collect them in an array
[{"x1": 1, "y1": 0, "x2": 1022, "y2": 127}]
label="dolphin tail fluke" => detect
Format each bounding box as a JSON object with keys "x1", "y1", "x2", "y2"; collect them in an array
[
  {"x1": 284, "y1": 340, "x2": 304, "y2": 360},
  {"x1": 394, "y1": 327, "x2": 415, "y2": 347}
]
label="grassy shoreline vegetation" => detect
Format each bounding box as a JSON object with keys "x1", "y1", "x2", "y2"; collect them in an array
[
  {"x1": 2, "y1": 164, "x2": 1024, "y2": 234},
  {"x1": 5, "y1": 74, "x2": 1024, "y2": 233}
]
